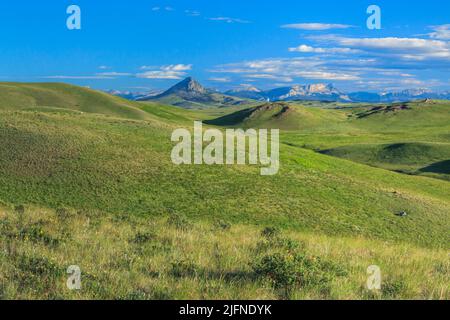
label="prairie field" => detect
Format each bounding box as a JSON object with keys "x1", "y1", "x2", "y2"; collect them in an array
[{"x1": 0, "y1": 83, "x2": 448, "y2": 300}]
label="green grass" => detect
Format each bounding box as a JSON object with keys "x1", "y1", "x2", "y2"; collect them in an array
[
  {"x1": 0, "y1": 83, "x2": 448, "y2": 300},
  {"x1": 0, "y1": 110, "x2": 449, "y2": 248},
  {"x1": 321, "y1": 142, "x2": 450, "y2": 180},
  {"x1": 0, "y1": 206, "x2": 448, "y2": 300},
  {"x1": 205, "y1": 102, "x2": 347, "y2": 131},
  {"x1": 0, "y1": 82, "x2": 152, "y2": 120}
]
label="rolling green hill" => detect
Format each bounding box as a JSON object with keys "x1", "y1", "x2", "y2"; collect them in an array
[
  {"x1": 0, "y1": 82, "x2": 152, "y2": 120},
  {"x1": 205, "y1": 102, "x2": 347, "y2": 130},
  {"x1": 321, "y1": 142, "x2": 450, "y2": 180},
  {"x1": 0, "y1": 84, "x2": 448, "y2": 299},
  {"x1": 207, "y1": 100, "x2": 450, "y2": 181},
  {"x1": 0, "y1": 110, "x2": 448, "y2": 248}
]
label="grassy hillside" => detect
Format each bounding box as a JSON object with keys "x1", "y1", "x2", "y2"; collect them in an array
[
  {"x1": 1, "y1": 205, "x2": 448, "y2": 300},
  {"x1": 207, "y1": 100, "x2": 450, "y2": 181},
  {"x1": 321, "y1": 142, "x2": 450, "y2": 180},
  {"x1": 0, "y1": 110, "x2": 449, "y2": 248},
  {"x1": 0, "y1": 84, "x2": 448, "y2": 299},
  {"x1": 0, "y1": 82, "x2": 152, "y2": 120},
  {"x1": 205, "y1": 102, "x2": 347, "y2": 131}
]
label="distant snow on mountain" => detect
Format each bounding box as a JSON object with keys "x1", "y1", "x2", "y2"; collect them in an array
[
  {"x1": 107, "y1": 79, "x2": 450, "y2": 103},
  {"x1": 228, "y1": 83, "x2": 351, "y2": 102},
  {"x1": 226, "y1": 84, "x2": 450, "y2": 103}
]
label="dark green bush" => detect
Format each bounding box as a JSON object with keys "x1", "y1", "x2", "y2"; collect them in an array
[
  {"x1": 253, "y1": 252, "x2": 346, "y2": 299},
  {"x1": 382, "y1": 278, "x2": 409, "y2": 299}
]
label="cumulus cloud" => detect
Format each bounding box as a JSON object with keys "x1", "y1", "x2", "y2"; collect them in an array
[
  {"x1": 137, "y1": 64, "x2": 192, "y2": 79},
  {"x1": 310, "y1": 35, "x2": 450, "y2": 62},
  {"x1": 211, "y1": 57, "x2": 360, "y2": 82},
  {"x1": 281, "y1": 23, "x2": 352, "y2": 30}
]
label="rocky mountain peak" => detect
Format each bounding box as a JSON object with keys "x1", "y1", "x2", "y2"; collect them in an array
[{"x1": 165, "y1": 77, "x2": 208, "y2": 95}]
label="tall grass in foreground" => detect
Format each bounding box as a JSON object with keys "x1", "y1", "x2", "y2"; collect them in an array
[{"x1": 0, "y1": 205, "x2": 448, "y2": 300}]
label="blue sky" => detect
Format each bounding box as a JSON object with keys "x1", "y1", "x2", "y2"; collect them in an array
[{"x1": 0, "y1": 0, "x2": 449, "y2": 92}]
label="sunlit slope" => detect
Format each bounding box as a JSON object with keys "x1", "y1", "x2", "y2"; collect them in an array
[
  {"x1": 321, "y1": 142, "x2": 450, "y2": 180},
  {"x1": 0, "y1": 110, "x2": 448, "y2": 248},
  {"x1": 0, "y1": 82, "x2": 151, "y2": 120},
  {"x1": 348, "y1": 100, "x2": 450, "y2": 131},
  {"x1": 205, "y1": 102, "x2": 347, "y2": 131}
]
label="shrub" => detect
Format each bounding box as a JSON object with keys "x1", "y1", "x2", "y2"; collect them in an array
[
  {"x1": 253, "y1": 252, "x2": 347, "y2": 299},
  {"x1": 382, "y1": 278, "x2": 409, "y2": 299},
  {"x1": 253, "y1": 252, "x2": 298, "y2": 298}
]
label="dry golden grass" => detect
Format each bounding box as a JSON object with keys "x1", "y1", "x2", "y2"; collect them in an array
[{"x1": 0, "y1": 205, "x2": 448, "y2": 300}]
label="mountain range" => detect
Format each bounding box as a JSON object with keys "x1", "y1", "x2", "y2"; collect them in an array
[
  {"x1": 227, "y1": 84, "x2": 450, "y2": 103},
  {"x1": 107, "y1": 77, "x2": 450, "y2": 106}
]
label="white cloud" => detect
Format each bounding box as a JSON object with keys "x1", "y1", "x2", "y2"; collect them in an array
[
  {"x1": 427, "y1": 24, "x2": 450, "y2": 40},
  {"x1": 96, "y1": 72, "x2": 132, "y2": 76},
  {"x1": 293, "y1": 71, "x2": 359, "y2": 81},
  {"x1": 281, "y1": 23, "x2": 352, "y2": 30},
  {"x1": 212, "y1": 57, "x2": 360, "y2": 82},
  {"x1": 311, "y1": 35, "x2": 450, "y2": 61},
  {"x1": 246, "y1": 74, "x2": 294, "y2": 82},
  {"x1": 137, "y1": 64, "x2": 192, "y2": 79},
  {"x1": 208, "y1": 77, "x2": 231, "y2": 82},
  {"x1": 288, "y1": 44, "x2": 360, "y2": 54},
  {"x1": 208, "y1": 17, "x2": 250, "y2": 24}
]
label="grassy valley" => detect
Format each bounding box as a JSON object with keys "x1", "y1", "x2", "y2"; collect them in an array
[{"x1": 0, "y1": 83, "x2": 448, "y2": 299}]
